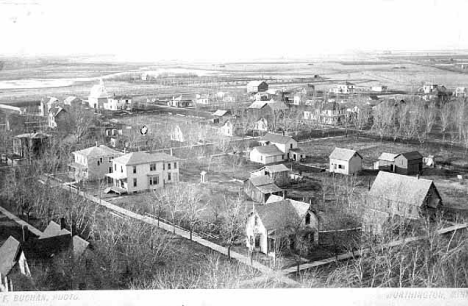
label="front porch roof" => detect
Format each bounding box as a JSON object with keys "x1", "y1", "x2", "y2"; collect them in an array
[{"x1": 105, "y1": 172, "x2": 128, "y2": 180}]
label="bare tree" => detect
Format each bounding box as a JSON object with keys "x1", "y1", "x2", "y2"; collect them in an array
[
  {"x1": 219, "y1": 196, "x2": 247, "y2": 260},
  {"x1": 439, "y1": 102, "x2": 452, "y2": 142},
  {"x1": 181, "y1": 183, "x2": 206, "y2": 240}
]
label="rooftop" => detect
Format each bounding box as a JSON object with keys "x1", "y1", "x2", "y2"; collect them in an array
[
  {"x1": 378, "y1": 152, "x2": 398, "y2": 162},
  {"x1": 0, "y1": 236, "x2": 21, "y2": 276},
  {"x1": 259, "y1": 132, "x2": 295, "y2": 144},
  {"x1": 329, "y1": 147, "x2": 362, "y2": 161},
  {"x1": 113, "y1": 151, "x2": 180, "y2": 166},
  {"x1": 73, "y1": 145, "x2": 122, "y2": 158},
  {"x1": 252, "y1": 144, "x2": 283, "y2": 156},
  {"x1": 254, "y1": 200, "x2": 310, "y2": 231},
  {"x1": 396, "y1": 151, "x2": 423, "y2": 161},
  {"x1": 369, "y1": 171, "x2": 440, "y2": 208}
]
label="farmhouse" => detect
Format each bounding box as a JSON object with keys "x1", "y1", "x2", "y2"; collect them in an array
[
  {"x1": 212, "y1": 110, "x2": 231, "y2": 124},
  {"x1": 250, "y1": 132, "x2": 299, "y2": 164},
  {"x1": 219, "y1": 120, "x2": 243, "y2": 137},
  {"x1": 253, "y1": 117, "x2": 268, "y2": 134},
  {"x1": 371, "y1": 85, "x2": 388, "y2": 92},
  {"x1": 250, "y1": 164, "x2": 291, "y2": 186},
  {"x1": 105, "y1": 95, "x2": 132, "y2": 111},
  {"x1": 246, "y1": 198, "x2": 318, "y2": 256},
  {"x1": 331, "y1": 82, "x2": 355, "y2": 94},
  {"x1": 394, "y1": 151, "x2": 423, "y2": 175},
  {"x1": 374, "y1": 152, "x2": 398, "y2": 172},
  {"x1": 250, "y1": 145, "x2": 284, "y2": 164},
  {"x1": 68, "y1": 144, "x2": 123, "y2": 182},
  {"x1": 247, "y1": 80, "x2": 268, "y2": 94},
  {"x1": 259, "y1": 133, "x2": 298, "y2": 156},
  {"x1": 88, "y1": 79, "x2": 109, "y2": 109},
  {"x1": 167, "y1": 96, "x2": 193, "y2": 108},
  {"x1": 364, "y1": 171, "x2": 442, "y2": 235},
  {"x1": 243, "y1": 175, "x2": 283, "y2": 204},
  {"x1": 195, "y1": 94, "x2": 213, "y2": 104},
  {"x1": 105, "y1": 151, "x2": 180, "y2": 194},
  {"x1": 329, "y1": 148, "x2": 362, "y2": 175},
  {"x1": 422, "y1": 83, "x2": 438, "y2": 94}
]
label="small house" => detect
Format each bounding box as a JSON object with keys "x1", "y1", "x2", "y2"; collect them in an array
[
  {"x1": 331, "y1": 82, "x2": 355, "y2": 94},
  {"x1": 8, "y1": 132, "x2": 50, "y2": 165},
  {"x1": 394, "y1": 151, "x2": 423, "y2": 175},
  {"x1": 48, "y1": 106, "x2": 69, "y2": 129},
  {"x1": 247, "y1": 81, "x2": 268, "y2": 94},
  {"x1": 88, "y1": 79, "x2": 109, "y2": 109},
  {"x1": 374, "y1": 152, "x2": 398, "y2": 172},
  {"x1": 253, "y1": 118, "x2": 268, "y2": 134},
  {"x1": 329, "y1": 148, "x2": 362, "y2": 175},
  {"x1": 371, "y1": 85, "x2": 388, "y2": 92},
  {"x1": 246, "y1": 198, "x2": 318, "y2": 256},
  {"x1": 250, "y1": 164, "x2": 291, "y2": 186},
  {"x1": 106, "y1": 95, "x2": 132, "y2": 111},
  {"x1": 243, "y1": 175, "x2": 283, "y2": 204},
  {"x1": 364, "y1": 171, "x2": 442, "y2": 235},
  {"x1": 219, "y1": 120, "x2": 243, "y2": 137},
  {"x1": 455, "y1": 87, "x2": 467, "y2": 97},
  {"x1": 167, "y1": 96, "x2": 193, "y2": 108}
]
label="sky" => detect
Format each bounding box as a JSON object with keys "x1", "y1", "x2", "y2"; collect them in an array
[{"x1": 1, "y1": 0, "x2": 468, "y2": 61}]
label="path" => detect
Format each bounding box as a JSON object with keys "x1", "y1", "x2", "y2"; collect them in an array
[
  {"x1": 53, "y1": 182, "x2": 299, "y2": 286},
  {"x1": 0, "y1": 206, "x2": 43, "y2": 237}
]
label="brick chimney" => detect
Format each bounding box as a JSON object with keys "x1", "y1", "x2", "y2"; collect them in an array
[{"x1": 22, "y1": 225, "x2": 29, "y2": 243}]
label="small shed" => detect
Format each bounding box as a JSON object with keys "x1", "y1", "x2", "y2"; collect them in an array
[
  {"x1": 375, "y1": 152, "x2": 398, "y2": 171},
  {"x1": 329, "y1": 148, "x2": 362, "y2": 175},
  {"x1": 250, "y1": 164, "x2": 291, "y2": 186},
  {"x1": 243, "y1": 175, "x2": 283, "y2": 204},
  {"x1": 394, "y1": 151, "x2": 423, "y2": 175}
]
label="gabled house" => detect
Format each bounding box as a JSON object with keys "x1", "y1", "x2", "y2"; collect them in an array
[
  {"x1": 69, "y1": 145, "x2": 123, "y2": 182},
  {"x1": 394, "y1": 151, "x2": 423, "y2": 175},
  {"x1": 371, "y1": 85, "x2": 388, "y2": 92},
  {"x1": 259, "y1": 133, "x2": 298, "y2": 157},
  {"x1": 247, "y1": 81, "x2": 268, "y2": 94},
  {"x1": 195, "y1": 94, "x2": 213, "y2": 104},
  {"x1": 212, "y1": 110, "x2": 231, "y2": 124},
  {"x1": 250, "y1": 145, "x2": 284, "y2": 165},
  {"x1": 364, "y1": 171, "x2": 442, "y2": 235},
  {"x1": 170, "y1": 125, "x2": 186, "y2": 142},
  {"x1": 253, "y1": 117, "x2": 268, "y2": 134},
  {"x1": 0, "y1": 236, "x2": 31, "y2": 279},
  {"x1": 243, "y1": 175, "x2": 283, "y2": 204},
  {"x1": 329, "y1": 148, "x2": 362, "y2": 175},
  {"x1": 250, "y1": 133, "x2": 300, "y2": 164},
  {"x1": 219, "y1": 120, "x2": 243, "y2": 137},
  {"x1": 246, "y1": 198, "x2": 318, "y2": 256},
  {"x1": 374, "y1": 152, "x2": 398, "y2": 172},
  {"x1": 250, "y1": 164, "x2": 291, "y2": 186},
  {"x1": 422, "y1": 83, "x2": 438, "y2": 94},
  {"x1": 331, "y1": 82, "x2": 355, "y2": 94},
  {"x1": 105, "y1": 152, "x2": 180, "y2": 194},
  {"x1": 48, "y1": 106, "x2": 69, "y2": 129},
  {"x1": 455, "y1": 87, "x2": 468, "y2": 97}
]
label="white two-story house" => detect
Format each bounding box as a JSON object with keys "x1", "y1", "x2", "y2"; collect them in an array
[{"x1": 106, "y1": 151, "x2": 180, "y2": 193}]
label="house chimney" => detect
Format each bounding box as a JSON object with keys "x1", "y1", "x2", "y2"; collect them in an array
[
  {"x1": 60, "y1": 217, "x2": 67, "y2": 230},
  {"x1": 22, "y1": 225, "x2": 29, "y2": 243},
  {"x1": 283, "y1": 190, "x2": 286, "y2": 199}
]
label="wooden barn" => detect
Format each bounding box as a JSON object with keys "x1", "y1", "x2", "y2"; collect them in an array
[
  {"x1": 394, "y1": 151, "x2": 423, "y2": 175},
  {"x1": 243, "y1": 175, "x2": 284, "y2": 204}
]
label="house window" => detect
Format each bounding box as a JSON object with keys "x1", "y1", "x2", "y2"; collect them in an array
[
  {"x1": 133, "y1": 166, "x2": 137, "y2": 174},
  {"x1": 290, "y1": 144, "x2": 293, "y2": 149},
  {"x1": 133, "y1": 178, "x2": 137, "y2": 187},
  {"x1": 163, "y1": 163, "x2": 165, "y2": 170},
  {"x1": 109, "y1": 157, "x2": 113, "y2": 162},
  {"x1": 114, "y1": 164, "x2": 116, "y2": 171},
  {"x1": 97, "y1": 160, "x2": 100, "y2": 166},
  {"x1": 174, "y1": 162, "x2": 177, "y2": 169},
  {"x1": 121, "y1": 166, "x2": 123, "y2": 173},
  {"x1": 149, "y1": 176, "x2": 159, "y2": 186},
  {"x1": 282, "y1": 155, "x2": 285, "y2": 159},
  {"x1": 168, "y1": 163, "x2": 171, "y2": 170},
  {"x1": 305, "y1": 213, "x2": 311, "y2": 225},
  {"x1": 109, "y1": 167, "x2": 112, "y2": 173},
  {"x1": 100, "y1": 157, "x2": 103, "y2": 163},
  {"x1": 338, "y1": 164, "x2": 345, "y2": 169},
  {"x1": 168, "y1": 173, "x2": 171, "y2": 181},
  {"x1": 150, "y1": 163, "x2": 156, "y2": 171},
  {"x1": 254, "y1": 216, "x2": 258, "y2": 226}
]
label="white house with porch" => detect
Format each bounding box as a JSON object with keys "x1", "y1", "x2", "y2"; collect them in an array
[
  {"x1": 105, "y1": 151, "x2": 180, "y2": 194},
  {"x1": 69, "y1": 145, "x2": 123, "y2": 182}
]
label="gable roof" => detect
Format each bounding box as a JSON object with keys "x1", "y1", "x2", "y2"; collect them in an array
[
  {"x1": 113, "y1": 151, "x2": 180, "y2": 166},
  {"x1": 248, "y1": 101, "x2": 269, "y2": 109},
  {"x1": 378, "y1": 152, "x2": 398, "y2": 162},
  {"x1": 259, "y1": 132, "x2": 295, "y2": 144},
  {"x1": 212, "y1": 110, "x2": 230, "y2": 117},
  {"x1": 267, "y1": 101, "x2": 289, "y2": 111},
  {"x1": 247, "y1": 80, "x2": 267, "y2": 87},
  {"x1": 254, "y1": 200, "x2": 310, "y2": 231},
  {"x1": 329, "y1": 148, "x2": 362, "y2": 161},
  {"x1": 252, "y1": 144, "x2": 283, "y2": 156},
  {"x1": 0, "y1": 236, "x2": 21, "y2": 276},
  {"x1": 264, "y1": 164, "x2": 290, "y2": 173},
  {"x1": 369, "y1": 171, "x2": 439, "y2": 207},
  {"x1": 39, "y1": 221, "x2": 71, "y2": 239},
  {"x1": 49, "y1": 106, "x2": 67, "y2": 117},
  {"x1": 64, "y1": 96, "x2": 81, "y2": 104},
  {"x1": 73, "y1": 145, "x2": 121, "y2": 158},
  {"x1": 396, "y1": 151, "x2": 423, "y2": 161},
  {"x1": 73, "y1": 236, "x2": 90, "y2": 258},
  {"x1": 248, "y1": 175, "x2": 283, "y2": 194}
]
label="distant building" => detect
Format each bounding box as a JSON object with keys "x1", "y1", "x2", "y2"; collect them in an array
[
  {"x1": 63, "y1": 96, "x2": 82, "y2": 106},
  {"x1": 88, "y1": 79, "x2": 109, "y2": 109},
  {"x1": 331, "y1": 82, "x2": 355, "y2": 94},
  {"x1": 455, "y1": 87, "x2": 468, "y2": 97},
  {"x1": 364, "y1": 171, "x2": 442, "y2": 235},
  {"x1": 247, "y1": 81, "x2": 269, "y2": 94},
  {"x1": 253, "y1": 118, "x2": 269, "y2": 134},
  {"x1": 219, "y1": 120, "x2": 242, "y2": 137},
  {"x1": 48, "y1": 106, "x2": 69, "y2": 129},
  {"x1": 374, "y1": 152, "x2": 398, "y2": 172},
  {"x1": 371, "y1": 85, "x2": 388, "y2": 92},
  {"x1": 105, "y1": 152, "x2": 180, "y2": 194},
  {"x1": 168, "y1": 96, "x2": 193, "y2": 108},
  {"x1": 195, "y1": 94, "x2": 213, "y2": 105},
  {"x1": 250, "y1": 133, "x2": 299, "y2": 164},
  {"x1": 212, "y1": 110, "x2": 232, "y2": 124},
  {"x1": 422, "y1": 83, "x2": 438, "y2": 94},
  {"x1": 69, "y1": 145, "x2": 123, "y2": 182},
  {"x1": 329, "y1": 148, "x2": 362, "y2": 175},
  {"x1": 106, "y1": 95, "x2": 132, "y2": 111}
]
